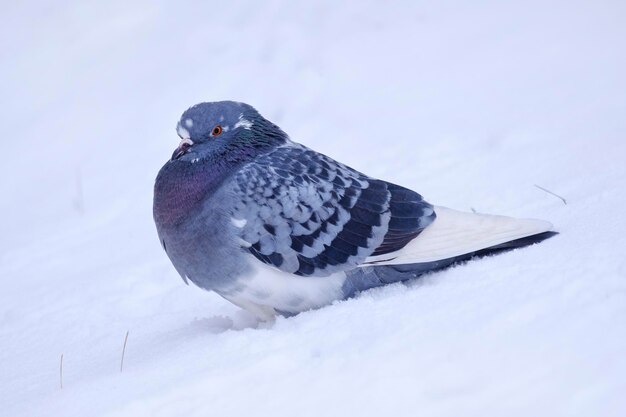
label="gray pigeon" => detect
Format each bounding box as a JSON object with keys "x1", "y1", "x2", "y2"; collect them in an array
[{"x1": 154, "y1": 101, "x2": 555, "y2": 320}]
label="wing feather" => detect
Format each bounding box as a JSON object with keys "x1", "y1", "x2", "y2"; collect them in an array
[{"x1": 232, "y1": 143, "x2": 435, "y2": 276}]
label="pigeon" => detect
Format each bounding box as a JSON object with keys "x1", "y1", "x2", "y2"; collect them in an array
[{"x1": 154, "y1": 101, "x2": 556, "y2": 320}]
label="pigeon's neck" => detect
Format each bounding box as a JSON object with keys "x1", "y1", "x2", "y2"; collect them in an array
[{"x1": 153, "y1": 160, "x2": 232, "y2": 228}]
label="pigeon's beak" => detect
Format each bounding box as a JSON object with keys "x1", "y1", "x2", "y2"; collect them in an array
[{"x1": 171, "y1": 138, "x2": 194, "y2": 161}]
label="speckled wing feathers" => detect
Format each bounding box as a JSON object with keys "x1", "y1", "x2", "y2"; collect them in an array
[{"x1": 232, "y1": 144, "x2": 435, "y2": 276}]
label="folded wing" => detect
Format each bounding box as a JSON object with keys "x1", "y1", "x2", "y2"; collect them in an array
[{"x1": 231, "y1": 144, "x2": 436, "y2": 276}]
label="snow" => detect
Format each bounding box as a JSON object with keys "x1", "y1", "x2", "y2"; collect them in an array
[{"x1": 1, "y1": 1, "x2": 625, "y2": 416}]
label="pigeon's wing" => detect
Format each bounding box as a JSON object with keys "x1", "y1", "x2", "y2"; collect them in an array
[{"x1": 232, "y1": 144, "x2": 436, "y2": 277}]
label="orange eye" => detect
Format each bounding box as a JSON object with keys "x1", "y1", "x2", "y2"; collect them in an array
[{"x1": 212, "y1": 125, "x2": 223, "y2": 136}]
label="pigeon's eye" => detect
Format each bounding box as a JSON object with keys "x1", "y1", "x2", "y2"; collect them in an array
[{"x1": 212, "y1": 125, "x2": 223, "y2": 137}]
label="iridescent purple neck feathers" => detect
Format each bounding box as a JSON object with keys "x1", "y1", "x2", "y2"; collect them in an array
[{"x1": 154, "y1": 162, "x2": 220, "y2": 227}]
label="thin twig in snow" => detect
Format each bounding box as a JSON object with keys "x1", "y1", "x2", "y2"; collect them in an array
[
  {"x1": 74, "y1": 166, "x2": 84, "y2": 214},
  {"x1": 60, "y1": 354, "x2": 63, "y2": 390},
  {"x1": 120, "y1": 331, "x2": 129, "y2": 373},
  {"x1": 534, "y1": 184, "x2": 567, "y2": 205}
]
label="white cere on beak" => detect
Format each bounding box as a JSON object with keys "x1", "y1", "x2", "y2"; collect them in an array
[
  {"x1": 184, "y1": 118, "x2": 194, "y2": 128},
  {"x1": 177, "y1": 125, "x2": 191, "y2": 139},
  {"x1": 178, "y1": 137, "x2": 193, "y2": 147}
]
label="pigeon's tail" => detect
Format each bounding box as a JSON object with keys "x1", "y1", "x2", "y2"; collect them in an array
[
  {"x1": 364, "y1": 206, "x2": 555, "y2": 266},
  {"x1": 342, "y1": 207, "x2": 557, "y2": 297}
]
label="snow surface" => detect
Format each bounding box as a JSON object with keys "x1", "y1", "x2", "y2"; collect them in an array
[{"x1": 1, "y1": 1, "x2": 626, "y2": 416}]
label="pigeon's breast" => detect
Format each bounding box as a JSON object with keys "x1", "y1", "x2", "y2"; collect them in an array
[
  {"x1": 153, "y1": 162, "x2": 221, "y2": 228},
  {"x1": 154, "y1": 163, "x2": 250, "y2": 290}
]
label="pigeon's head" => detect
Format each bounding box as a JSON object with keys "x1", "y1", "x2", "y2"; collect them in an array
[{"x1": 170, "y1": 101, "x2": 286, "y2": 162}]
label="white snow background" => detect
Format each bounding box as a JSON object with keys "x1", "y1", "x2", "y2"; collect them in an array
[{"x1": 1, "y1": 1, "x2": 625, "y2": 416}]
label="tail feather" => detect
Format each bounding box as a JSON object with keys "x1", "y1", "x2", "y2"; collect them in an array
[
  {"x1": 342, "y1": 229, "x2": 557, "y2": 297},
  {"x1": 364, "y1": 206, "x2": 554, "y2": 266}
]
